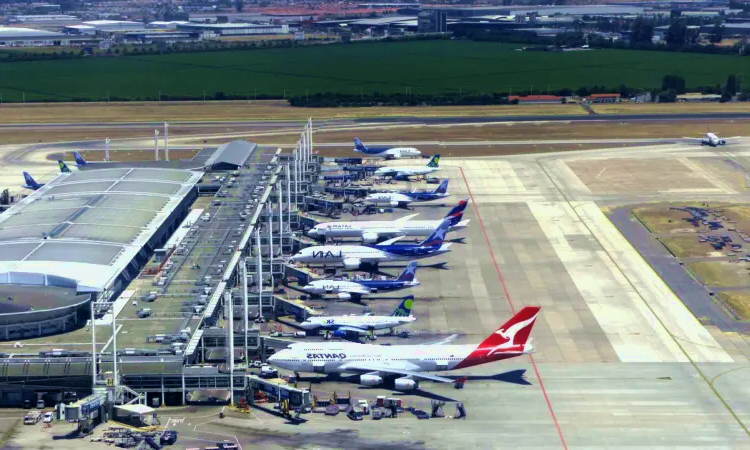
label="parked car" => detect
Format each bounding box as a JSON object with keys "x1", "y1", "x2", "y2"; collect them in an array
[
  {"x1": 43, "y1": 412, "x2": 53, "y2": 423},
  {"x1": 413, "y1": 409, "x2": 430, "y2": 420}
]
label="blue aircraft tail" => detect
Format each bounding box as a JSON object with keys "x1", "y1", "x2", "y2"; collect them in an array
[
  {"x1": 57, "y1": 160, "x2": 72, "y2": 173},
  {"x1": 396, "y1": 262, "x2": 419, "y2": 282},
  {"x1": 419, "y1": 219, "x2": 450, "y2": 247},
  {"x1": 426, "y1": 154, "x2": 440, "y2": 168},
  {"x1": 434, "y1": 179, "x2": 449, "y2": 194},
  {"x1": 443, "y1": 198, "x2": 469, "y2": 226},
  {"x1": 391, "y1": 296, "x2": 414, "y2": 317},
  {"x1": 73, "y1": 151, "x2": 87, "y2": 166},
  {"x1": 354, "y1": 138, "x2": 367, "y2": 151},
  {"x1": 23, "y1": 172, "x2": 41, "y2": 189}
]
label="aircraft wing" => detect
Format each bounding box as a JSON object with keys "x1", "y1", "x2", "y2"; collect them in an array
[
  {"x1": 335, "y1": 325, "x2": 369, "y2": 334},
  {"x1": 342, "y1": 284, "x2": 371, "y2": 295},
  {"x1": 378, "y1": 236, "x2": 406, "y2": 245},
  {"x1": 395, "y1": 213, "x2": 419, "y2": 222},
  {"x1": 428, "y1": 334, "x2": 458, "y2": 345},
  {"x1": 338, "y1": 362, "x2": 456, "y2": 383}
]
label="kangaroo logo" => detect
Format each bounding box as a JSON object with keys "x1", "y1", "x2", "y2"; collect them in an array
[{"x1": 486, "y1": 313, "x2": 538, "y2": 356}]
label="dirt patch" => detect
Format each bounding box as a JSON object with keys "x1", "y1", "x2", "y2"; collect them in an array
[
  {"x1": 686, "y1": 261, "x2": 750, "y2": 287},
  {"x1": 0, "y1": 101, "x2": 585, "y2": 124},
  {"x1": 660, "y1": 236, "x2": 716, "y2": 258},
  {"x1": 717, "y1": 291, "x2": 750, "y2": 320},
  {"x1": 592, "y1": 102, "x2": 750, "y2": 115},
  {"x1": 633, "y1": 206, "x2": 705, "y2": 234}
]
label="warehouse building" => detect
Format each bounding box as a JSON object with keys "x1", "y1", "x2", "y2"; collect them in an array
[
  {"x1": 0, "y1": 26, "x2": 75, "y2": 46},
  {"x1": 63, "y1": 20, "x2": 143, "y2": 34},
  {"x1": 176, "y1": 22, "x2": 290, "y2": 36}
]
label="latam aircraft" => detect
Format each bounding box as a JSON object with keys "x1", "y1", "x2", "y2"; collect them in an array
[
  {"x1": 290, "y1": 219, "x2": 452, "y2": 269},
  {"x1": 268, "y1": 306, "x2": 541, "y2": 390},
  {"x1": 299, "y1": 296, "x2": 416, "y2": 339},
  {"x1": 308, "y1": 199, "x2": 469, "y2": 243},
  {"x1": 364, "y1": 180, "x2": 451, "y2": 207},
  {"x1": 373, "y1": 155, "x2": 441, "y2": 180},
  {"x1": 21, "y1": 172, "x2": 45, "y2": 190},
  {"x1": 302, "y1": 262, "x2": 420, "y2": 301},
  {"x1": 701, "y1": 132, "x2": 727, "y2": 147},
  {"x1": 353, "y1": 138, "x2": 421, "y2": 160}
]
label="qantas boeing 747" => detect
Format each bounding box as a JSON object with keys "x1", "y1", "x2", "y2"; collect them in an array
[{"x1": 268, "y1": 306, "x2": 541, "y2": 390}]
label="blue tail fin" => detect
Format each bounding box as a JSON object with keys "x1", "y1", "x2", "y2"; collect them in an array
[
  {"x1": 391, "y1": 296, "x2": 414, "y2": 317},
  {"x1": 57, "y1": 160, "x2": 72, "y2": 173},
  {"x1": 443, "y1": 198, "x2": 469, "y2": 226},
  {"x1": 354, "y1": 138, "x2": 366, "y2": 151},
  {"x1": 23, "y1": 172, "x2": 41, "y2": 189},
  {"x1": 426, "y1": 154, "x2": 440, "y2": 168},
  {"x1": 419, "y1": 219, "x2": 450, "y2": 247},
  {"x1": 73, "y1": 151, "x2": 87, "y2": 166},
  {"x1": 397, "y1": 262, "x2": 418, "y2": 282},
  {"x1": 434, "y1": 179, "x2": 449, "y2": 194}
]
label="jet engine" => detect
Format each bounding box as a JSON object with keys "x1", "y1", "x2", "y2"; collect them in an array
[
  {"x1": 337, "y1": 292, "x2": 352, "y2": 301},
  {"x1": 361, "y1": 232, "x2": 379, "y2": 243},
  {"x1": 394, "y1": 378, "x2": 418, "y2": 390},
  {"x1": 343, "y1": 258, "x2": 360, "y2": 270},
  {"x1": 332, "y1": 330, "x2": 348, "y2": 339},
  {"x1": 360, "y1": 374, "x2": 383, "y2": 386}
]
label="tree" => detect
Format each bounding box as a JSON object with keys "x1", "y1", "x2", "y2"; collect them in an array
[
  {"x1": 710, "y1": 22, "x2": 724, "y2": 44},
  {"x1": 666, "y1": 20, "x2": 690, "y2": 45},
  {"x1": 662, "y1": 74, "x2": 686, "y2": 94},
  {"x1": 724, "y1": 74, "x2": 739, "y2": 97},
  {"x1": 630, "y1": 16, "x2": 653, "y2": 44}
]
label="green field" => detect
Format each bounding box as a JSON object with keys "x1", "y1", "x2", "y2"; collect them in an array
[{"x1": 0, "y1": 40, "x2": 748, "y2": 102}]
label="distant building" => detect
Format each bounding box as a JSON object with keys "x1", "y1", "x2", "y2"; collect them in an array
[
  {"x1": 417, "y1": 9, "x2": 447, "y2": 33},
  {"x1": 64, "y1": 20, "x2": 143, "y2": 34},
  {"x1": 176, "y1": 22, "x2": 290, "y2": 36},
  {"x1": 0, "y1": 26, "x2": 81, "y2": 46},
  {"x1": 6, "y1": 14, "x2": 79, "y2": 28},
  {"x1": 677, "y1": 93, "x2": 721, "y2": 102},
  {"x1": 587, "y1": 93, "x2": 620, "y2": 103},
  {"x1": 509, "y1": 95, "x2": 562, "y2": 104}
]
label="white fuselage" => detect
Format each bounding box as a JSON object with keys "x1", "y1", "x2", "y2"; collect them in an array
[
  {"x1": 301, "y1": 279, "x2": 419, "y2": 295},
  {"x1": 357, "y1": 148, "x2": 421, "y2": 159},
  {"x1": 702, "y1": 133, "x2": 726, "y2": 146},
  {"x1": 291, "y1": 244, "x2": 451, "y2": 268},
  {"x1": 270, "y1": 342, "x2": 478, "y2": 374},
  {"x1": 309, "y1": 219, "x2": 467, "y2": 240},
  {"x1": 300, "y1": 315, "x2": 416, "y2": 332},
  {"x1": 365, "y1": 192, "x2": 413, "y2": 205},
  {"x1": 374, "y1": 166, "x2": 440, "y2": 177}
]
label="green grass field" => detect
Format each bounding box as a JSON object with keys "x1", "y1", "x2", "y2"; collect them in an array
[{"x1": 0, "y1": 40, "x2": 748, "y2": 102}]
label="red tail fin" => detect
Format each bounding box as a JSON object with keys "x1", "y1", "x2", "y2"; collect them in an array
[{"x1": 478, "y1": 306, "x2": 541, "y2": 349}]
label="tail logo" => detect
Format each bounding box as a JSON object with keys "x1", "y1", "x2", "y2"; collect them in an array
[
  {"x1": 392, "y1": 297, "x2": 414, "y2": 317},
  {"x1": 422, "y1": 221, "x2": 448, "y2": 247},
  {"x1": 486, "y1": 313, "x2": 538, "y2": 356}
]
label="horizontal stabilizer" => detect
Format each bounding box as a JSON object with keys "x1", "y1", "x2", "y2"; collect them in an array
[{"x1": 395, "y1": 213, "x2": 419, "y2": 222}]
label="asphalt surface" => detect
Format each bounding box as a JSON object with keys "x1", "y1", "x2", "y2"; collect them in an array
[
  {"x1": 608, "y1": 207, "x2": 749, "y2": 333},
  {"x1": 359, "y1": 112, "x2": 750, "y2": 124}
]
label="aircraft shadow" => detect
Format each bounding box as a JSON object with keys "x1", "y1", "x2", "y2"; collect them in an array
[{"x1": 297, "y1": 369, "x2": 531, "y2": 401}]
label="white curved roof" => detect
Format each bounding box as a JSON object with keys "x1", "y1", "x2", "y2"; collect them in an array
[{"x1": 0, "y1": 168, "x2": 202, "y2": 293}]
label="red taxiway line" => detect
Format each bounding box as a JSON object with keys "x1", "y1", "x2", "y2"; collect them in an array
[{"x1": 458, "y1": 166, "x2": 568, "y2": 450}]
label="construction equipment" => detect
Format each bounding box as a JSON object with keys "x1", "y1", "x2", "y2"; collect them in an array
[
  {"x1": 454, "y1": 402, "x2": 466, "y2": 419},
  {"x1": 431, "y1": 400, "x2": 445, "y2": 418}
]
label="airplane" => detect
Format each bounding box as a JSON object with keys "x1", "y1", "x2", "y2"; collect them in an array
[
  {"x1": 72, "y1": 151, "x2": 89, "y2": 167},
  {"x1": 21, "y1": 172, "x2": 44, "y2": 190},
  {"x1": 365, "y1": 179, "x2": 450, "y2": 207},
  {"x1": 353, "y1": 138, "x2": 421, "y2": 160},
  {"x1": 268, "y1": 305, "x2": 541, "y2": 391},
  {"x1": 701, "y1": 132, "x2": 727, "y2": 147},
  {"x1": 308, "y1": 199, "x2": 469, "y2": 243},
  {"x1": 301, "y1": 262, "x2": 420, "y2": 301},
  {"x1": 57, "y1": 160, "x2": 73, "y2": 173},
  {"x1": 298, "y1": 296, "x2": 417, "y2": 339},
  {"x1": 290, "y1": 219, "x2": 452, "y2": 269},
  {"x1": 373, "y1": 154, "x2": 440, "y2": 180}
]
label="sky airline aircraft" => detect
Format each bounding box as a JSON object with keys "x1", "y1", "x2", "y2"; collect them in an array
[
  {"x1": 299, "y1": 296, "x2": 416, "y2": 338},
  {"x1": 373, "y1": 154, "x2": 440, "y2": 180},
  {"x1": 268, "y1": 306, "x2": 541, "y2": 390}
]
